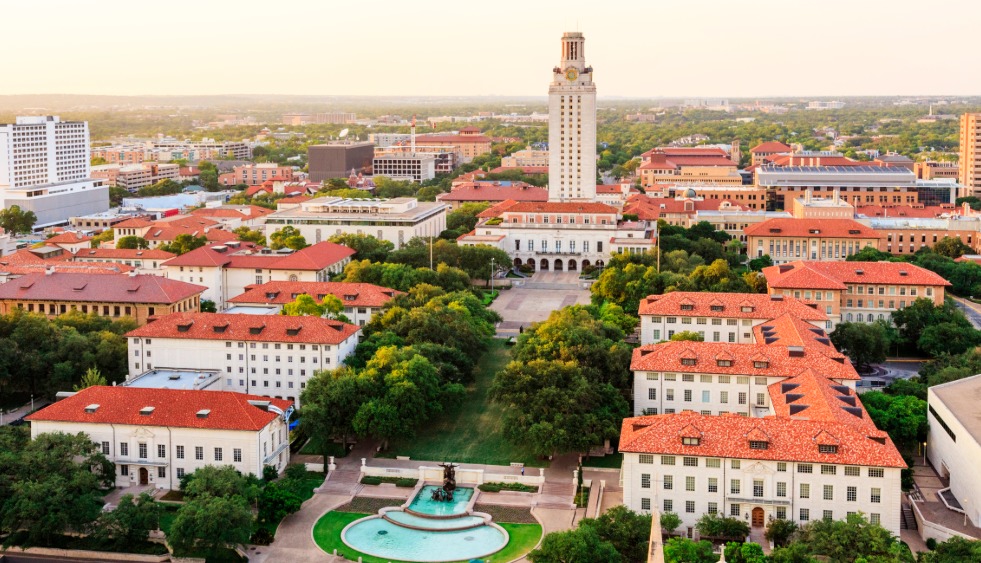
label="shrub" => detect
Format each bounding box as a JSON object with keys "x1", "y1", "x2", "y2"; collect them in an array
[
  {"x1": 250, "y1": 528, "x2": 274, "y2": 545},
  {"x1": 478, "y1": 481, "x2": 538, "y2": 493},
  {"x1": 263, "y1": 465, "x2": 278, "y2": 482},
  {"x1": 360, "y1": 475, "x2": 418, "y2": 487},
  {"x1": 285, "y1": 464, "x2": 308, "y2": 481},
  {"x1": 395, "y1": 478, "x2": 418, "y2": 487},
  {"x1": 360, "y1": 476, "x2": 383, "y2": 485},
  {"x1": 926, "y1": 537, "x2": 938, "y2": 550}
]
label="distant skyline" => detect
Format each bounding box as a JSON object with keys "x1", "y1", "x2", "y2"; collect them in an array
[{"x1": 3, "y1": 0, "x2": 980, "y2": 98}]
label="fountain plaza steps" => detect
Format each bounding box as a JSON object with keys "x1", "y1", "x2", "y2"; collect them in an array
[
  {"x1": 317, "y1": 468, "x2": 361, "y2": 495},
  {"x1": 537, "y1": 479, "x2": 576, "y2": 509}
]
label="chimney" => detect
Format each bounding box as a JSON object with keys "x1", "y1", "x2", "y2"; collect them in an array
[
  {"x1": 45, "y1": 266, "x2": 55, "y2": 275},
  {"x1": 128, "y1": 270, "x2": 138, "y2": 277}
]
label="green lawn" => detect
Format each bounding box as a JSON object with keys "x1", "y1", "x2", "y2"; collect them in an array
[
  {"x1": 582, "y1": 452, "x2": 623, "y2": 468},
  {"x1": 299, "y1": 437, "x2": 348, "y2": 457},
  {"x1": 312, "y1": 510, "x2": 542, "y2": 563},
  {"x1": 378, "y1": 339, "x2": 546, "y2": 467}
]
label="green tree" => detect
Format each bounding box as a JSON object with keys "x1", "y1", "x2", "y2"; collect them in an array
[
  {"x1": 748, "y1": 254, "x2": 773, "y2": 271},
  {"x1": 918, "y1": 322, "x2": 981, "y2": 357},
  {"x1": 663, "y1": 537, "x2": 718, "y2": 563},
  {"x1": 0, "y1": 432, "x2": 114, "y2": 546},
  {"x1": 660, "y1": 511, "x2": 682, "y2": 536},
  {"x1": 269, "y1": 226, "x2": 308, "y2": 250},
  {"x1": 793, "y1": 512, "x2": 909, "y2": 563},
  {"x1": 116, "y1": 235, "x2": 149, "y2": 250},
  {"x1": 300, "y1": 367, "x2": 365, "y2": 453},
  {"x1": 200, "y1": 299, "x2": 217, "y2": 313},
  {"x1": 73, "y1": 367, "x2": 107, "y2": 390},
  {"x1": 0, "y1": 205, "x2": 38, "y2": 235},
  {"x1": 443, "y1": 202, "x2": 492, "y2": 238},
  {"x1": 167, "y1": 495, "x2": 253, "y2": 556},
  {"x1": 233, "y1": 226, "x2": 266, "y2": 246},
  {"x1": 159, "y1": 234, "x2": 207, "y2": 255},
  {"x1": 918, "y1": 536, "x2": 981, "y2": 562},
  {"x1": 860, "y1": 391, "x2": 928, "y2": 449},
  {"x1": 579, "y1": 505, "x2": 651, "y2": 562},
  {"x1": 695, "y1": 513, "x2": 750, "y2": 542},
  {"x1": 670, "y1": 330, "x2": 705, "y2": 342},
  {"x1": 528, "y1": 526, "x2": 622, "y2": 563},
  {"x1": 769, "y1": 542, "x2": 815, "y2": 563},
  {"x1": 136, "y1": 179, "x2": 182, "y2": 197},
  {"x1": 846, "y1": 246, "x2": 897, "y2": 262},
  {"x1": 90, "y1": 492, "x2": 161, "y2": 551},
  {"x1": 724, "y1": 542, "x2": 767, "y2": 563},
  {"x1": 257, "y1": 482, "x2": 302, "y2": 525},
  {"x1": 90, "y1": 230, "x2": 114, "y2": 248},
  {"x1": 932, "y1": 236, "x2": 973, "y2": 259},
  {"x1": 109, "y1": 186, "x2": 131, "y2": 207},
  {"x1": 180, "y1": 465, "x2": 261, "y2": 502},
  {"x1": 891, "y1": 298, "x2": 976, "y2": 354},
  {"x1": 328, "y1": 233, "x2": 394, "y2": 262},
  {"x1": 281, "y1": 294, "x2": 350, "y2": 322},
  {"x1": 829, "y1": 321, "x2": 889, "y2": 370},
  {"x1": 765, "y1": 518, "x2": 799, "y2": 547}
]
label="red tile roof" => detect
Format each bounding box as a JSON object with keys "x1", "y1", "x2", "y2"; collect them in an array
[
  {"x1": 126, "y1": 312, "x2": 360, "y2": 344},
  {"x1": 767, "y1": 368, "x2": 879, "y2": 432},
  {"x1": 74, "y1": 248, "x2": 177, "y2": 261},
  {"x1": 623, "y1": 195, "x2": 729, "y2": 220},
  {"x1": 477, "y1": 199, "x2": 520, "y2": 219},
  {"x1": 162, "y1": 242, "x2": 354, "y2": 271},
  {"x1": 412, "y1": 134, "x2": 492, "y2": 144},
  {"x1": 596, "y1": 184, "x2": 638, "y2": 194},
  {"x1": 278, "y1": 195, "x2": 312, "y2": 204},
  {"x1": 229, "y1": 281, "x2": 403, "y2": 308},
  {"x1": 639, "y1": 292, "x2": 827, "y2": 322},
  {"x1": 191, "y1": 205, "x2": 274, "y2": 219},
  {"x1": 27, "y1": 386, "x2": 290, "y2": 431},
  {"x1": 639, "y1": 154, "x2": 738, "y2": 170},
  {"x1": 763, "y1": 261, "x2": 951, "y2": 289},
  {"x1": 0, "y1": 248, "x2": 72, "y2": 265},
  {"x1": 619, "y1": 411, "x2": 905, "y2": 468},
  {"x1": 743, "y1": 218, "x2": 881, "y2": 239},
  {"x1": 113, "y1": 218, "x2": 154, "y2": 229},
  {"x1": 500, "y1": 202, "x2": 618, "y2": 214},
  {"x1": 854, "y1": 204, "x2": 959, "y2": 219},
  {"x1": 0, "y1": 272, "x2": 205, "y2": 304},
  {"x1": 488, "y1": 166, "x2": 548, "y2": 175},
  {"x1": 0, "y1": 263, "x2": 135, "y2": 276},
  {"x1": 46, "y1": 232, "x2": 92, "y2": 245},
  {"x1": 438, "y1": 182, "x2": 547, "y2": 203},
  {"x1": 749, "y1": 141, "x2": 792, "y2": 154},
  {"x1": 631, "y1": 339, "x2": 857, "y2": 381},
  {"x1": 642, "y1": 147, "x2": 731, "y2": 158},
  {"x1": 764, "y1": 154, "x2": 879, "y2": 167}
]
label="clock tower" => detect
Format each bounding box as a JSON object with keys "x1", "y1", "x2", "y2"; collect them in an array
[{"x1": 548, "y1": 31, "x2": 597, "y2": 201}]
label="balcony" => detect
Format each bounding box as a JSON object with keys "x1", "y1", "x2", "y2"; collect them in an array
[
  {"x1": 727, "y1": 495, "x2": 791, "y2": 506},
  {"x1": 534, "y1": 250, "x2": 583, "y2": 256}
]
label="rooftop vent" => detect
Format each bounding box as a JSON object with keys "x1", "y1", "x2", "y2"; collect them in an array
[
  {"x1": 765, "y1": 337, "x2": 778, "y2": 344},
  {"x1": 247, "y1": 400, "x2": 271, "y2": 411},
  {"x1": 843, "y1": 407, "x2": 864, "y2": 418},
  {"x1": 848, "y1": 229, "x2": 861, "y2": 234},
  {"x1": 899, "y1": 270, "x2": 908, "y2": 276},
  {"x1": 84, "y1": 404, "x2": 100, "y2": 413},
  {"x1": 196, "y1": 409, "x2": 211, "y2": 418},
  {"x1": 786, "y1": 393, "x2": 805, "y2": 404},
  {"x1": 286, "y1": 327, "x2": 301, "y2": 336},
  {"x1": 72, "y1": 283, "x2": 87, "y2": 291},
  {"x1": 781, "y1": 383, "x2": 800, "y2": 393},
  {"x1": 168, "y1": 374, "x2": 181, "y2": 381},
  {"x1": 809, "y1": 229, "x2": 820, "y2": 234},
  {"x1": 265, "y1": 292, "x2": 280, "y2": 299},
  {"x1": 177, "y1": 322, "x2": 193, "y2": 332},
  {"x1": 855, "y1": 269, "x2": 864, "y2": 275},
  {"x1": 139, "y1": 406, "x2": 155, "y2": 416},
  {"x1": 789, "y1": 404, "x2": 809, "y2": 415},
  {"x1": 831, "y1": 385, "x2": 851, "y2": 395},
  {"x1": 769, "y1": 228, "x2": 782, "y2": 233},
  {"x1": 213, "y1": 324, "x2": 228, "y2": 333},
  {"x1": 838, "y1": 395, "x2": 857, "y2": 407},
  {"x1": 249, "y1": 325, "x2": 265, "y2": 335},
  {"x1": 212, "y1": 246, "x2": 228, "y2": 253},
  {"x1": 788, "y1": 346, "x2": 805, "y2": 357},
  {"x1": 770, "y1": 295, "x2": 784, "y2": 301}
]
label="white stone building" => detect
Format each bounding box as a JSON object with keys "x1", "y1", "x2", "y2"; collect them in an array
[
  {"x1": 638, "y1": 292, "x2": 829, "y2": 345},
  {"x1": 548, "y1": 32, "x2": 597, "y2": 201},
  {"x1": 927, "y1": 374, "x2": 981, "y2": 528},
  {"x1": 264, "y1": 197, "x2": 447, "y2": 250},
  {"x1": 0, "y1": 116, "x2": 109, "y2": 227},
  {"x1": 227, "y1": 281, "x2": 403, "y2": 326},
  {"x1": 26, "y1": 386, "x2": 292, "y2": 489},
  {"x1": 125, "y1": 312, "x2": 361, "y2": 406}
]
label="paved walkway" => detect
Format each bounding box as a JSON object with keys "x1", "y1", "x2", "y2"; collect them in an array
[
  {"x1": 249, "y1": 493, "x2": 351, "y2": 563},
  {"x1": 0, "y1": 399, "x2": 49, "y2": 425},
  {"x1": 490, "y1": 281, "x2": 591, "y2": 336}
]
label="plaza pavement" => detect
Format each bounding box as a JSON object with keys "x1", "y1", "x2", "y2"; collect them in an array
[{"x1": 491, "y1": 273, "x2": 591, "y2": 337}]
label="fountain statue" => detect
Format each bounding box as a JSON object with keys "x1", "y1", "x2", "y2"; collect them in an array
[{"x1": 431, "y1": 462, "x2": 458, "y2": 502}]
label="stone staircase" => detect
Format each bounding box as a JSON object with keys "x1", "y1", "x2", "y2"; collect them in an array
[
  {"x1": 536, "y1": 479, "x2": 576, "y2": 509},
  {"x1": 901, "y1": 505, "x2": 918, "y2": 530},
  {"x1": 316, "y1": 467, "x2": 362, "y2": 495}
]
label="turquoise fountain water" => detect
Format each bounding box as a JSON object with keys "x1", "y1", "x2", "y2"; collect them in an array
[{"x1": 341, "y1": 485, "x2": 508, "y2": 562}]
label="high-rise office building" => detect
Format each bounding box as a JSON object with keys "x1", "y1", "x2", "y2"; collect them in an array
[
  {"x1": 0, "y1": 116, "x2": 108, "y2": 227},
  {"x1": 959, "y1": 113, "x2": 981, "y2": 196},
  {"x1": 547, "y1": 32, "x2": 597, "y2": 201}
]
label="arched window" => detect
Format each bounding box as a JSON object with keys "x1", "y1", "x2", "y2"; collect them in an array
[
  {"x1": 289, "y1": 274, "x2": 298, "y2": 282},
  {"x1": 846, "y1": 313, "x2": 853, "y2": 322},
  {"x1": 856, "y1": 314, "x2": 864, "y2": 322}
]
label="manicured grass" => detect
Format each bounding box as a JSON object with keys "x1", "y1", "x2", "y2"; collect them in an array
[
  {"x1": 582, "y1": 452, "x2": 623, "y2": 468},
  {"x1": 379, "y1": 339, "x2": 546, "y2": 467},
  {"x1": 299, "y1": 437, "x2": 348, "y2": 457},
  {"x1": 312, "y1": 510, "x2": 542, "y2": 563}
]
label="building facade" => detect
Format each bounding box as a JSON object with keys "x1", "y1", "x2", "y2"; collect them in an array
[
  {"x1": 125, "y1": 312, "x2": 361, "y2": 406},
  {"x1": 26, "y1": 386, "x2": 292, "y2": 489},
  {"x1": 265, "y1": 197, "x2": 447, "y2": 250},
  {"x1": 228, "y1": 163, "x2": 295, "y2": 186},
  {"x1": 308, "y1": 142, "x2": 375, "y2": 182},
  {"x1": 926, "y1": 374, "x2": 981, "y2": 528},
  {"x1": 227, "y1": 281, "x2": 403, "y2": 326},
  {"x1": 744, "y1": 218, "x2": 881, "y2": 264},
  {"x1": 762, "y1": 261, "x2": 949, "y2": 326},
  {"x1": 372, "y1": 153, "x2": 437, "y2": 183},
  {"x1": 548, "y1": 32, "x2": 597, "y2": 201},
  {"x1": 0, "y1": 116, "x2": 109, "y2": 227},
  {"x1": 0, "y1": 271, "x2": 204, "y2": 325},
  {"x1": 960, "y1": 113, "x2": 981, "y2": 196}
]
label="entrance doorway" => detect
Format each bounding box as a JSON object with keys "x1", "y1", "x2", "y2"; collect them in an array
[
  {"x1": 139, "y1": 467, "x2": 149, "y2": 486},
  {"x1": 751, "y1": 507, "x2": 764, "y2": 528}
]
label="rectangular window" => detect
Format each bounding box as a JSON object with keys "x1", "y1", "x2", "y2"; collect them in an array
[
  {"x1": 708, "y1": 477, "x2": 718, "y2": 492},
  {"x1": 664, "y1": 475, "x2": 673, "y2": 490},
  {"x1": 158, "y1": 467, "x2": 166, "y2": 478},
  {"x1": 101, "y1": 441, "x2": 110, "y2": 455},
  {"x1": 777, "y1": 462, "x2": 787, "y2": 472},
  {"x1": 648, "y1": 388, "x2": 657, "y2": 400},
  {"x1": 683, "y1": 457, "x2": 698, "y2": 467},
  {"x1": 234, "y1": 449, "x2": 242, "y2": 463},
  {"x1": 158, "y1": 445, "x2": 166, "y2": 458},
  {"x1": 641, "y1": 497, "x2": 651, "y2": 510},
  {"x1": 662, "y1": 456, "x2": 675, "y2": 465},
  {"x1": 731, "y1": 460, "x2": 741, "y2": 469},
  {"x1": 738, "y1": 392, "x2": 747, "y2": 405},
  {"x1": 663, "y1": 499, "x2": 672, "y2": 512},
  {"x1": 821, "y1": 465, "x2": 837, "y2": 475},
  {"x1": 708, "y1": 502, "x2": 718, "y2": 515},
  {"x1": 176, "y1": 468, "x2": 185, "y2": 478},
  {"x1": 823, "y1": 510, "x2": 833, "y2": 521},
  {"x1": 639, "y1": 454, "x2": 654, "y2": 464},
  {"x1": 800, "y1": 483, "x2": 810, "y2": 499},
  {"x1": 871, "y1": 488, "x2": 881, "y2": 503},
  {"x1": 870, "y1": 513, "x2": 880, "y2": 525},
  {"x1": 776, "y1": 507, "x2": 787, "y2": 520},
  {"x1": 120, "y1": 464, "x2": 129, "y2": 476},
  {"x1": 120, "y1": 442, "x2": 128, "y2": 456},
  {"x1": 702, "y1": 390, "x2": 711, "y2": 403},
  {"x1": 720, "y1": 391, "x2": 729, "y2": 404},
  {"x1": 847, "y1": 486, "x2": 857, "y2": 502},
  {"x1": 800, "y1": 508, "x2": 810, "y2": 521},
  {"x1": 731, "y1": 479, "x2": 741, "y2": 494},
  {"x1": 195, "y1": 446, "x2": 203, "y2": 461},
  {"x1": 824, "y1": 485, "x2": 834, "y2": 501},
  {"x1": 176, "y1": 445, "x2": 184, "y2": 459},
  {"x1": 869, "y1": 468, "x2": 884, "y2": 478},
  {"x1": 214, "y1": 447, "x2": 223, "y2": 462},
  {"x1": 683, "y1": 390, "x2": 692, "y2": 402},
  {"x1": 845, "y1": 466, "x2": 860, "y2": 477},
  {"x1": 686, "y1": 476, "x2": 695, "y2": 492},
  {"x1": 777, "y1": 482, "x2": 787, "y2": 497},
  {"x1": 753, "y1": 480, "x2": 764, "y2": 498},
  {"x1": 686, "y1": 500, "x2": 695, "y2": 513},
  {"x1": 706, "y1": 458, "x2": 721, "y2": 468},
  {"x1": 798, "y1": 464, "x2": 813, "y2": 474},
  {"x1": 641, "y1": 473, "x2": 651, "y2": 489},
  {"x1": 731, "y1": 504, "x2": 741, "y2": 517}
]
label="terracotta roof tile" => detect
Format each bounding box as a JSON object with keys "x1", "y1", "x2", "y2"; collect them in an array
[
  {"x1": 0, "y1": 272, "x2": 205, "y2": 304},
  {"x1": 744, "y1": 218, "x2": 880, "y2": 239},
  {"x1": 126, "y1": 312, "x2": 360, "y2": 345},
  {"x1": 639, "y1": 292, "x2": 827, "y2": 321},
  {"x1": 74, "y1": 248, "x2": 177, "y2": 261},
  {"x1": 229, "y1": 281, "x2": 403, "y2": 308},
  {"x1": 437, "y1": 182, "x2": 548, "y2": 203},
  {"x1": 27, "y1": 386, "x2": 290, "y2": 431},
  {"x1": 500, "y1": 202, "x2": 618, "y2": 214},
  {"x1": 750, "y1": 141, "x2": 793, "y2": 154},
  {"x1": 46, "y1": 232, "x2": 92, "y2": 245},
  {"x1": 763, "y1": 261, "x2": 950, "y2": 289}
]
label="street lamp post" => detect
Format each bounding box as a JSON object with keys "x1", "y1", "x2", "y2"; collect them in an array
[{"x1": 490, "y1": 257, "x2": 495, "y2": 292}]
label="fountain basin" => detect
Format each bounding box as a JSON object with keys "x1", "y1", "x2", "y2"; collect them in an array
[
  {"x1": 405, "y1": 485, "x2": 474, "y2": 517},
  {"x1": 383, "y1": 510, "x2": 487, "y2": 531},
  {"x1": 341, "y1": 515, "x2": 508, "y2": 562}
]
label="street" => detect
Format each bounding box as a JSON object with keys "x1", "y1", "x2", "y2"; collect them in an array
[{"x1": 952, "y1": 296, "x2": 981, "y2": 330}]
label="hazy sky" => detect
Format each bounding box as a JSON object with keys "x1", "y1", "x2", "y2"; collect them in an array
[{"x1": 3, "y1": 0, "x2": 979, "y2": 98}]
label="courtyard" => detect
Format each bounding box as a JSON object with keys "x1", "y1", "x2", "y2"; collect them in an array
[{"x1": 491, "y1": 272, "x2": 592, "y2": 337}]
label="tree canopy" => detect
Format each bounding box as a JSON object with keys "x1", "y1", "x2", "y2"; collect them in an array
[
  {"x1": 328, "y1": 233, "x2": 394, "y2": 263},
  {"x1": 0, "y1": 205, "x2": 38, "y2": 235},
  {"x1": 269, "y1": 226, "x2": 308, "y2": 250}
]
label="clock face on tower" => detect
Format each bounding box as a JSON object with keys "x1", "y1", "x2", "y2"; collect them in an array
[{"x1": 565, "y1": 68, "x2": 579, "y2": 82}]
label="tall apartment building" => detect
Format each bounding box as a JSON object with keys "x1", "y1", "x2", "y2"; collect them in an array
[
  {"x1": 548, "y1": 32, "x2": 597, "y2": 201},
  {"x1": 960, "y1": 113, "x2": 981, "y2": 196},
  {"x1": 0, "y1": 116, "x2": 109, "y2": 227},
  {"x1": 372, "y1": 153, "x2": 437, "y2": 183},
  {"x1": 228, "y1": 163, "x2": 294, "y2": 186}
]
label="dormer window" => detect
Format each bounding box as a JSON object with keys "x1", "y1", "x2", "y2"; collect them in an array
[
  {"x1": 749, "y1": 440, "x2": 769, "y2": 450},
  {"x1": 741, "y1": 306, "x2": 754, "y2": 313},
  {"x1": 818, "y1": 445, "x2": 838, "y2": 454},
  {"x1": 710, "y1": 305, "x2": 724, "y2": 312},
  {"x1": 753, "y1": 361, "x2": 769, "y2": 369},
  {"x1": 680, "y1": 304, "x2": 694, "y2": 311},
  {"x1": 717, "y1": 360, "x2": 732, "y2": 367},
  {"x1": 681, "y1": 358, "x2": 697, "y2": 366},
  {"x1": 682, "y1": 437, "x2": 700, "y2": 446}
]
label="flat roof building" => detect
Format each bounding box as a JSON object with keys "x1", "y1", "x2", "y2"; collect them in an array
[{"x1": 308, "y1": 142, "x2": 374, "y2": 183}]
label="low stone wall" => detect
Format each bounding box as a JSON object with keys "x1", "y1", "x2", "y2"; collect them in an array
[
  {"x1": 3, "y1": 547, "x2": 170, "y2": 562},
  {"x1": 911, "y1": 500, "x2": 979, "y2": 543},
  {"x1": 361, "y1": 463, "x2": 544, "y2": 488}
]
